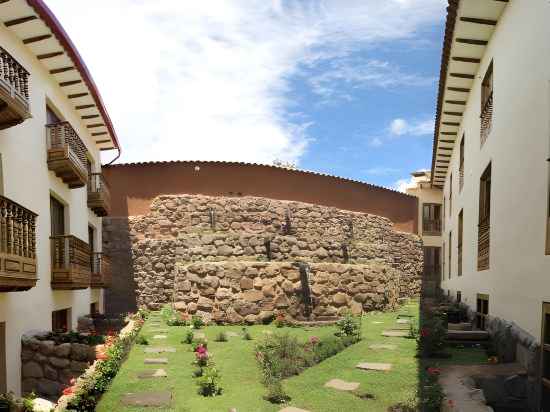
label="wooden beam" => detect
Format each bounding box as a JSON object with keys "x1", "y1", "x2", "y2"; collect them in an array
[
  {"x1": 0, "y1": 0, "x2": 11, "y2": 4},
  {"x1": 452, "y1": 56, "x2": 481, "y2": 64},
  {"x1": 442, "y1": 122, "x2": 460, "y2": 126},
  {"x1": 82, "y1": 114, "x2": 100, "y2": 120},
  {"x1": 100, "y1": 147, "x2": 115, "y2": 151},
  {"x1": 86, "y1": 123, "x2": 105, "y2": 129},
  {"x1": 75, "y1": 104, "x2": 95, "y2": 110},
  {"x1": 444, "y1": 111, "x2": 463, "y2": 116},
  {"x1": 456, "y1": 38, "x2": 488, "y2": 46},
  {"x1": 445, "y1": 100, "x2": 466, "y2": 105},
  {"x1": 439, "y1": 147, "x2": 452, "y2": 151},
  {"x1": 92, "y1": 132, "x2": 108, "y2": 136},
  {"x1": 450, "y1": 73, "x2": 475, "y2": 79},
  {"x1": 59, "y1": 80, "x2": 82, "y2": 87},
  {"x1": 448, "y1": 86, "x2": 470, "y2": 93},
  {"x1": 440, "y1": 140, "x2": 455, "y2": 143},
  {"x1": 441, "y1": 132, "x2": 457, "y2": 135},
  {"x1": 50, "y1": 66, "x2": 75, "y2": 74},
  {"x1": 95, "y1": 139, "x2": 111, "y2": 144},
  {"x1": 460, "y1": 17, "x2": 497, "y2": 26},
  {"x1": 23, "y1": 34, "x2": 52, "y2": 44},
  {"x1": 37, "y1": 51, "x2": 64, "y2": 60},
  {"x1": 4, "y1": 16, "x2": 38, "y2": 27},
  {"x1": 68, "y1": 92, "x2": 89, "y2": 99}
]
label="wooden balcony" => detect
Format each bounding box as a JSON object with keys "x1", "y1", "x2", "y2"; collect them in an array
[
  {"x1": 423, "y1": 219, "x2": 442, "y2": 236},
  {"x1": 0, "y1": 47, "x2": 30, "y2": 130},
  {"x1": 51, "y1": 235, "x2": 91, "y2": 290},
  {"x1": 46, "y1": 122, "x2": 88, "y2": 189},
  {"x1": 88, "y1": 173, "x2": 111, "y2": 217},
  {"x1": 0, "y1": 196, "x2": 38, "y2": 292},
  {"x1": 91, "y1": 253, "x2": 112, "y2": 289}
]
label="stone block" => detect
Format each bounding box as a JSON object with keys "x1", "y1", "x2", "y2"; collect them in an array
[{"x1": 22, "y1": 361, "x2": 43, "y2": 379}]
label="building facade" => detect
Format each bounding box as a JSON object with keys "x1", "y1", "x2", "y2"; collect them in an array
[
  {"x1": 0, "y1": 0, "x2": 117, "y2": 395},
  {"x1": 432, "y1": 0, "x2": 550, "y2": 408}
]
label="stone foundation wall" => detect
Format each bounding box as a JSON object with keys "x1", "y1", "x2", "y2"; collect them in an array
[
  {"x1": 21, "y1": 332, "x2": 96, "y2": 399},
  {"x1": 103, "y1": 194, "x2": 423, "y2": 321}
]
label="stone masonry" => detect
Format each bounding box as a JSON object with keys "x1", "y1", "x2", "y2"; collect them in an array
[{"x1": 103, "y1": 194, "x2": 423, "y2": 322}]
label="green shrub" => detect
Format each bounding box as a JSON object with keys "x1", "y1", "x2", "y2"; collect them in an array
[
  {"x1": 183, "y1": 330, "x2": 194, "y2": 344},
  {"x1": 196, "y1": 366, "x2": 223, "y2": 397},
  {"x1": 255, "y1": 333, "x2": 309, "y2": 380},
  {"x1": 191, "y1": 315, "x2": 205, "y2": 329},
  {"x1": 418, "y1": 315, "x2": 447, "y2": 357},
  {"x1": 167, "y1": 315, "x2": 189, "y2": 326},
  {"x1": 242, "y1": 327, "x2": 253, "y2": 340},
  {"x1": 135, "y1": 335, "x2": 149, "y2": 345},
  {"x1": 312, "y1": 336, "x2": 345, "y2": 362},
  {"x1": 191, "y1": 338, "x2": 208, "y2": 352},
  {"x1": 335, "y1": 311, "x2": 362, "y2": 340},
  {"x1": 264, "y1": 380, "x2": 291, "y2": 404},
  {"x1": 214, "y1": 332, "x2": 228, "y2": 342},
  {"x1": 417, "y1": 368, "x2": 445, "y2": 411}
]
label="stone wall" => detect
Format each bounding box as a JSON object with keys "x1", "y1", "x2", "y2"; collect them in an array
[
  {"x1": 21, "y1": 332, "x2": 96, "y2": 399},
  {"x1": 103, "y1": 194, "x2": 423, "y2": 321}
]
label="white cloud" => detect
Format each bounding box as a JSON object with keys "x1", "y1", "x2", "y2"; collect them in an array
[
  {"x1": 389, "y1": 118, "x2": 434, "y2": 137},
  {"x1": 365, "y1": 167, "x2": 400, "y2": 176},
  {"x1": 44, "y1": 0, "x2": 444, "y2": 165},
  {"x1": 369, "y1": 137, "x2": 384, "y2": 148},
  {"x1": 394, "y1": 176, "x2": 417, "y2": 193}
]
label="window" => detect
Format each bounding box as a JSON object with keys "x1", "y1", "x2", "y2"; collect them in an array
[
  {"x1": 459, "y1": 135, "x2": 465, "y2": 191},
  {"x1": 423, "y1": 247, "x2": 441, "y2": 278},
  {"x1": 442, "y1": 241, "x2": 445, "y2": 282},
  {"x1": 458, "y1": 210, "x2": 463, "y2": 276},
  {"x1": 0, "y1": 323, "x2": 5, "y2": 394},
  {"x1": 449, "y1": 173, "x2": 453, "y2": 215},
  {"x1": 443, "y1": 196, "x2": 446, "y2": 231},
  {"x1": 52, "y1": 308, "x2": 70, "y2": 333},
  {"x1": 456, "y1": 291, "x2": 462, "y2": 303},
  {"x1": 50, "y1": 196, "x2": 65, "y2": 236},
  {"x1": 478, "y1": 164, "x2": 491, "y2": 270},
  {"x1": 541, "y1": 303, "x2": 550, "y2": 409},
  {"x1": 547, "y1": 160, "x2": 550, "y2": 255},
  {"x1": 46, "y1": 105, "x2": 61, "y2": 124},
  {"x1": 475, "y1": 294, "x2": 489, "y2": 330},
  {"x1": 481, "y1": 61, "x2": 493, "y2": 146},
  {"x1": 448, "y1": 231, "x2": 452, "y2": 279},
  {"x1": 90, "y1": 302, "x2": 100, "y2": 316},
  {"x1": 422, "y1": 204, "x2": 442, "y2": 235}
]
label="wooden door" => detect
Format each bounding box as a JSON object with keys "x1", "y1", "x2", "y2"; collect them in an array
[
  {"x1": 541, "y1": 303, "x2": 550, "y2": 410},
  {"x1": 0, "y1": 322, "x2": 6, "y2": 394},
  {"x1": 50, "y1": 197, "x2": 65, "y2": 236}
]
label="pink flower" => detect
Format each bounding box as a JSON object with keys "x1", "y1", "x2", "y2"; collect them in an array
[
  {"x1": 420, "y1": 328, "x2": 430, "y2": 338},
  {"x1": 309, "y1": 336, "x2": 320, "y2": 345},
  {"x1": 62, "y1": 387, "x2": 74, "y2": 396},
  {"x1": 195, "y1": 344, "x2": 207, "y2": 355},
  {"x1": 427, "y1": 367, "x2": 441, "y2": 376}
]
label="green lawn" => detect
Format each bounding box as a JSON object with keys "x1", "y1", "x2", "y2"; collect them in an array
[{"x1": 95, "y1": 301, "x2": 453, "y2": 412}]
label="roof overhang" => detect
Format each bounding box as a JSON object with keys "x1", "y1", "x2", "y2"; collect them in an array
[
  {"x1": 0, "y1": 0, "x2": 120, "y2": 159},
  {"x1": 430, "y1": 0, "x2": 508, "y2": 188}
]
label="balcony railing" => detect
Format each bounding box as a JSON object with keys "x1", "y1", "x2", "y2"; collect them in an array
[
  {"x1": 0, "y1": 47, "x2": 30, "y2": 130},
  {"x1": 480, "y1": 92, "x2": 493, "y2": 147},
  {"x1": 422, "y1": 219, "x2": 442, "y2": 236},
  {"x1": 88, "y1": 173, "x2": 111, "y2": 216},
  {"x1": 477, "y1": 218, "x2": 490, "y2": 271},
  {"x1": 91, "y1": 252, "x2": 112, "y2": 288},
  {"x1": 51, "y1": 235, "x2": 91, "y2": 290},
  {"x1": 0, "y1": 196, "x2": 37, "y2": 292},
  {"x1": 46, "y1": 122, "x2": 88, "y2": 188}
]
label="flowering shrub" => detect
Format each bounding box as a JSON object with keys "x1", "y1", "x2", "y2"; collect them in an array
[
  {"x1": 183, "y1": 330, "x2": 194, "y2": 344},
  {"x1": 196, "y1": 366, "x2": 223, "y2": 397},
  {"x1": 418, "y1": 366, "x2": 445, "y2": 411},
  {"x1": 194, "y1": 344, "x2": 209, "y2": 367},
  {"x1": 335, "y1": 311, "x2": 362, "y2": 341},
  {"x1": 418, "y1": 315, "x2": 447, "y2": 358},
  {"x1": 167, "y1": 312, "x2": 190, "y2": 326},
  {"x1": 191, "y1": 315, "x2": 205, "y2": 329},
  {"x1": 274, "y1": 313, "x2": 286, "y2": 328}
]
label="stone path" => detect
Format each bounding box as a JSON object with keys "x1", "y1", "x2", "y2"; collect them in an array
[
  {"x1": 144, "y1": 347, "x2": 176, "y2": 353},
  {"x1": 137, "y1": 369, "x2": 167, "y2": 379},
  {"x1": 382, "y1": 330, "x2": 408, "y2": 337},
  {"x1": 368, "y1": 344, "x2": 397, "y2": 350},
  {"x1": 144, "y1": 358, "x2": 168, "y2": 364},
  {"x1": 396, "y1": 319, "x2": 410, "y2": 324},
  {"x1": 356, "y1": 362, "x2": 392, "y2": 372},
  {"x1": 153, "y1": 335, "x2": 167, "y2": 340},
  {"x1": 121, "y1": 391, "x2": 172, "y2": 407},
  {"x1": 324, "y1": 378, "x2": 360, "y2": 392}
]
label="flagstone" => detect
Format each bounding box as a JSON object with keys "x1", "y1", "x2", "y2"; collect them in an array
[
  {"x1": 226, "y1": 331, "x2": 239, "y2": 337},
  {"x1": 193, "y1": 332, "x2": 206, "y2": 339},
  {"x1": 121, "y1": 391, "x2": 172, "y2": 407},
  {"x1": 356, "y1": 362, "x2": 392, "y2": 372},
  {"x1": 382, "y1": 330, "x2": 408, "y2": 337},
  {"x1": 397, "y1": 319, "x2": 411, "y2": 324},
  {"x1": 369, "y1": 344, "x2": 397, "y2": 350},
  {"x1": 153, "y1": 335, "x2": 167, "y2": 339},
  {"x1": 137, "y1": 369, "x2": 167, "y2": 379},
  {"x1": 144, "y1": 347, "x2": 176, "y2": 354},
  {"x1": 144, "y1": 358, "x2": 168, "y2": 364},
  {"x1": 372, "y1": 321, "x2": 384, "y2": 324},
  {"x1": 324, "y1": 378, "x2": 360, "y2": 392},
  {"x1": 151, "y1": 329, "x2": 168, "y2": 333}
]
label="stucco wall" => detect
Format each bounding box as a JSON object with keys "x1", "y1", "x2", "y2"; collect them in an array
[
  {"x1": 0, "y1": 23, "x2": 105, "y2": 395},
  {"x1": 102, "y1": 161, "x2": 419, "y2": 234},
  {"x1": 103, "y1": 194, "x2": 423, "y2": 320},
  {"x1": 440, "y1": 0, "x2": 550, "y2": 340}
]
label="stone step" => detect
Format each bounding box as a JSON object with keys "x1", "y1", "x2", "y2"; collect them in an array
[
  {"x1": 446, "y1": 330, "x2": 490, "y2": 341},
  {"x1": 448, "y1": 322, "x2": 473, "y2": 331},
  {"x1": 121, "y1": 391, "x2": 172, "y2": 407}
]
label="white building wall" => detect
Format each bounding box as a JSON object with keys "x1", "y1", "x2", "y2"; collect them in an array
[
  {"x1": 440, "y1": 0, "x2": 550, "y2": 340},
  {"x1": 0, "y1": 23, "x2": 104, "y2": 394}
]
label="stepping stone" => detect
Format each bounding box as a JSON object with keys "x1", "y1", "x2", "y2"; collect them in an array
[
  {"x1": 121, "y1": 391, "x2": 172, "y2": 407},
  {"x1": 382, "y1": 330, "x2": 408, "y2": 337},
  {"x1": 372, "y1": 321, "x2": 384, "y2": 324},
  {"x1": 137, "y1": 369, "x2": 167, "y2": 379},
  {"x1": 144, "y1": 358, "x2": 168, "y2": 365},
  {"x1": 153, "y1": 335, "x2": 167, "y2": 339},
  {"x1": 193, "y1": 332, "x2": 206, "y2": 339},
  {"x1": 324, "y1": 378, "x2": 360, "y2": 392},
  {"x1": 144, "y1": 347, "x2": 176, "y2": 353},
  {"x1": 151, "y1": 329, "x2": 168, "y2": 333},
  {"x1": 369, "y1": 344, "x2": 397, "y2": 350},
  {"x1": 262, "y1": 330, "x2": 273, "y2": 335},
  {"x1": 226, "y1": 331, "x2": 239, "y2": 337},
  {"x1": 397, "y1": 314, "x2": 413, "y2": 318},
  {"x1": 356, "y1": 362, "x2": 392, "y2": 372},
  {"x1": 279, "y1": 408, "x2": 311, "y2": 412},
  {"x1": 396, "y1": 319, "x2": 410, "y2": 324}
]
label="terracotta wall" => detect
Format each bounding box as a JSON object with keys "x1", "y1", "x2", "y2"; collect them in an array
[{"x1": 103, "y1": 162, "x2": 418, "y2": 234}]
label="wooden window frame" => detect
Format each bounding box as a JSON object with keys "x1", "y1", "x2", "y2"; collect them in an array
[
  {"x1": 459, "y1": 135, "x2": 465, "y2": 191},
  {"x1": 449, "y1": 173, "x2": 453, "y2": 216},
  {"x1": 442, "y1": 241, "x2": 446, "y2": 282},
  {"x1": 456, "y1": 291, "x2": 462, "y2": 303},
  {"x1": 478, "y1": 163, "x2": 491, "y2": 271},
  {"x1": 476, "y1": 294, "x2": 489, "y2": 330},
  {"x1": 422, "y1": 203, "x2": 442, "y2": 235},
  {"x1": 52, "y1": 308, "x2": 71, "y2": 333},
  {"x1": 448, "y1": 231, "x2": 452, "y2": 279},
  {"x1": 480, "y1": 61, "x2": 494, "y2": 147}
]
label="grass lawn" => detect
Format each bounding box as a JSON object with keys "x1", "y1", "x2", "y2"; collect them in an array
[{"x1": 95, "y1": 301, "x2": 482, "y2": 412}]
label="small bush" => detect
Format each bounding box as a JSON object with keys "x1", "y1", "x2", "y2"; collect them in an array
[
  {"x1": 196, "y1": 366, "x2": 223, "y2": 397},
  {"x1": 418, "y1": 315, "x2": 447, "y2": 358},
  {"x1": 335, "y1": 311, "x2": 362, "y2": 340},
  {"x1": 214, "y1": 332, "x2": 228, "y2": 342},
  {"x1": 191, "y1": 315, "x2": 205, "y2": 329},
  {"x1": 183, "y1": 330, "x2": 194, "y2": 344},
  {"x1": 160, "y1": 305, "x2": 176, "y2": 320},
  {"x1": 193, "y1": 344, "x2": 209, "y2": 367},
  {"x1": 256, "y1": 333, "x2": 309, "y2": 380},
  {"x1": 417, "y1": 367, "x2": 445, "y2": 411},
  {"x1": 242, "y1": 327, "x2": 253, "y2": 340},
  {"x1": 167, "y1": 313, "x2": 189, "y2": 326},
  {"x1": 264, "y1": 380, "x2": 291, "y2": 404},
  {"x1": 192, "y1": 367, "x2": 204, "y2": 378},
  {"x1": 192, "y1": 338, "x2": 208, "y2": 352},
  {"x1": 312, "y1": 336, "x2": 345, "y2": 362},
  {"x1": 135, "y1": 335, "x2": 149, "y2": 345}
]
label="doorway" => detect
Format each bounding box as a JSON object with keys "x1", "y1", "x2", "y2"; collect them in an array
[
  {"x1": 0, "y1": 323, "x2": 6, "y2": 394},
  {"x1": 50, "y1": 196, "x2": 65, "y2": 236},
  {"x1": 541, "y1": 303, "x2": 550, "y2": 410}
]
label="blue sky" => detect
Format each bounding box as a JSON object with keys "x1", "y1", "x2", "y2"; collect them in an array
[{"x1": 46, "y1": 0, "x2": 446, "y2": 191}]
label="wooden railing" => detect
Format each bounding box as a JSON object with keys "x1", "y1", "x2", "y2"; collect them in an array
[
  {"x1": 50, "y1": 235, "x2": 91, "y2": 289},
  {"x1": 88, "y1": 173, "x2": 111, "y2": 216},
  {"x1": 477, "y1": 218, "x2": 490, "y2": 271},
  {"x1": 0, "y1": 196, "x2": 38, "y2": 291},
  {"x1": 480, "y1": 92, "x2": 493, "y2": 147},
  {"x1": 91, "y1": 252, "x2": 112, "y2": 288},
  {"x1": 423, "y1": 219, "x2": 442, "y2": 236},
  {"x1": 46, "y1": 122, "x2": 88, "y2": 188},
  {"x1": 0, "y1": 46, "x2": 30, "y2": 130}
]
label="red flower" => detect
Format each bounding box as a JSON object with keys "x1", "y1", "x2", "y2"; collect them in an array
[
  {"x1": 309, "y1": 336, "x2": 320, "y2": 345},
  {"x1": 420, "y1": 328, "x2": 430, "y2": 337},
  {"x1": 195, "y1": 344, "x2": 207, "y2": 355},
  {"x1": 69, "y1": 378, "x2": 77, "y2": 385},
  {"x1": 427, "y1": 367, "x2": 441, "y2": 375},
  {"x1": 62, "y1": 386, "x2": 74, "y2": 396}
]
